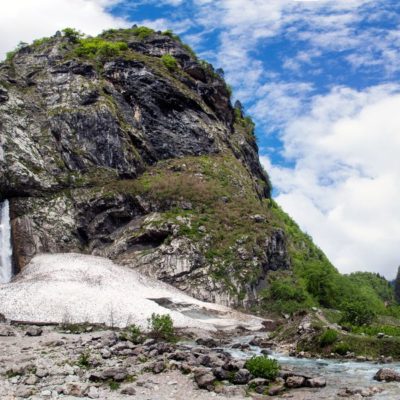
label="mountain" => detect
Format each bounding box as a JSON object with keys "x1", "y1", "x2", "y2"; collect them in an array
[{"x1": 0, "y1": 27, "x2": 333, "y2": 309}]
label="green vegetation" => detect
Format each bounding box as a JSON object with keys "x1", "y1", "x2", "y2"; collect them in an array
[
  {"x1": 161, "y1": 54, "x2": 178, "y2": 71},
  {"x1": 109, "y1": 381, "x2": 120, "y2": 390},
  {"x1": 260, "y1": 273, "x2": 313, "y2": 314},
  {"x1": 148, "y1": 313, "x2": 175, "y2": 342},
  {"x1": 62, "y1": 28, "x2": 83, "y2": 43},
  {"x1": 334, "y1": 342, "x2": 351, "y2": 356},
  {"x1": 74, "y1": 37, "x2": 128, "y2": 59},
  {"x1": 244, "y1": 356, "x2": 280, "y2": 380},
  {"x1": 130, "y1": 26, "x2": 155, "y2": 40},
  {"x1": 349, "y1": 324, "x2": 400, "y2": 337},
  {"x1": 77, "y1": 351, "x2": 91, "y2": 369},
  {"x1": 319, "y1": 329, "x2": 338, "y2": 346},
  {"x1": 121, "y1": 324, "x2": 143, "y2": 344},
  {"x1": 341, "y1": 299, "x2": 377, "y2": 326}
]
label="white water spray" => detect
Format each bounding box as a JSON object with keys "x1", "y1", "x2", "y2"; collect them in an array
[{"x1": 0, "y1": 200, "x2": 13, "y2": 284}]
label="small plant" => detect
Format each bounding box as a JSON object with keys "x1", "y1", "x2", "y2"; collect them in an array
[
  {"x1": 334, "y1": 342, "x2": 351, "y2": 356},
  {"x1": 77, "y1": 351, "x2": 91, "y2": 369},
  {"x1": 319, "y1": 329, "x2": 338, "y2": 346},
  {"x1": 161, "y1": 54, "x2": 178, "y2": 71},
  {"x1": 62, "y1": 28, "x2": 83, "y2": 43},
  {"x1": 244, "y1": 355, "x2": 280, "y2": 380},
  {"x1": 109, "y1": 380, "x2": 120, "y2": 390},
  {"x1": 122, "y1": 324, "x2": 143, "y2": 344},
  {"x1": 148, "y1": 313, "x2": 175, "y2": 342}
]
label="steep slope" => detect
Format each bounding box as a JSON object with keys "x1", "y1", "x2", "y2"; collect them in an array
[{"x1": 0, "y1": 27, "x2": 332, "y2": 308}]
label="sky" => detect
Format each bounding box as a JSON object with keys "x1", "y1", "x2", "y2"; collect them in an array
[{"x1": 1, "y1": 0, "x2": 400, "y2": 278}]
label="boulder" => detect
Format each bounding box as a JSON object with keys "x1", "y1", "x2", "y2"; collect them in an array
[
  {"x1": 374, "y1": 368, "x2": 400, "y2": 382},
  {"x1": 25, "y1": 326, "x2": 43, "y2": 336},
  {"x1": 194, "y1": 368, "x2": 215, "y2": 390},
  {"x1": 233, "y1": 368, "x2": 252, "y2": 384},
  {"x1": 195, "y1": 337, "x2": 218, "y2": 348},
  {"x1": 285, "y1": 375, "x2": 306, "y2": 388},
  {"x1": 306, "y1": 377, "x2": 326, "y2": 388}
]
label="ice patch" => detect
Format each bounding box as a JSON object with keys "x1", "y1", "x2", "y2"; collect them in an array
[{"x1": 0, "y1": 253, "x2": 264, "y2": 330}]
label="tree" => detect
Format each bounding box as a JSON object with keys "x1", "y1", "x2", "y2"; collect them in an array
[{"x1": 395, "y1": 266, "x2": 400, "y2": 304}]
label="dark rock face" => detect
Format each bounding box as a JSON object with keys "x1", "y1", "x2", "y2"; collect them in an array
[{"x1": 0, "y1": 29, "x2": 291, "y2": 307}]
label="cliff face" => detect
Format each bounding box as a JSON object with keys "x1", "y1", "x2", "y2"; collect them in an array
[{"x1": 0, "y1": 28, "x2": 296, "y2": 306}]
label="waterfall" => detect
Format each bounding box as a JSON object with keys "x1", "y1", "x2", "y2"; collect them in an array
[{"x1": 0, "y1": 200, "x2": 13, "y2": 284}]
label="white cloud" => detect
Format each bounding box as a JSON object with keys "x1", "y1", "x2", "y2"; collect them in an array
[
  {"x1": 261, "y1": 85, "x2": 400, "y2": 278},
  {"x1": 0, "y1": 0, "x2": 129, "y2": 60}
]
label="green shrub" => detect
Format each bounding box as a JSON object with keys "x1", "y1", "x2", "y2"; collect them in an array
[
  {"x1": 109, "y1": 381, "x2": 120, "y2": 390},
  {"x1": 131, "y1": 26, "x2": 154, "y2": 40},
  {"x1": 341, "y1": 300, "x2": 377, "y2": 326},
  {"x1": 148, "y1": 313, "x2": 175, "y2": 342},
  {"x1": 319, "y1": 329, "x2": 338, "y2": 346},
  {"x1": 334, "y1": 342, "x2": 351, "y2": 356},
  {"x1": 62, "y1": 28, "x2": 83, "y2": 43},
  {"x1": 161, "y1": 54, "x2": 178, "y2": 71},
  {"x1": 121, "y1": 324, "x2": 143, "y2": 344},
  {"x1": 244, "y1": 356, "x2": 280, "y2": 380},
  {"x1": 260, "y1": 274, "x2": 313, "y2": 314},
  {"x1": 77, "y1": 351, "x2": 91, "y2": 368},
  {"x1": 74, "y1": 38, "x2": 128, "y2": 59}
]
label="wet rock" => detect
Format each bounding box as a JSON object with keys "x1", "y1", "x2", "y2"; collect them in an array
[
  {"x1": 373, "y1": 368, "x2": 400, "y2": 382},
  {"x1": 233, "y1": 368, "x2": 252, "y2": 384},
  {"x1": 195, "y1": 336, "x2": 218, "y2": 348},
  {"x1": 285, "y1": 375, "x2": 306, "y2": 388},
  {"x1": 306, "y1": 377, "x2": 326, "y2": 388}
]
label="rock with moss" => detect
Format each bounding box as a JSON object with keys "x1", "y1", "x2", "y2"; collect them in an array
[{"x1": 1, "y1": 27, "x2": 333, "y2": 309}]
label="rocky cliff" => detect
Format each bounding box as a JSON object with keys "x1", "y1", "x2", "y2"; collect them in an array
[{"x1": 0, "y1": 27, "x2": 329, "y2": 307}]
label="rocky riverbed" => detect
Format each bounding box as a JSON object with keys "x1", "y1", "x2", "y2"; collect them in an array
[{"x1": 1, "y1": 321, "x2": 399, "y2": 400}]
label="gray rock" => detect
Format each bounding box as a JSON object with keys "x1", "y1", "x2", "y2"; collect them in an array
[
  {"x1": 374, "y1": 368, "x2": 400, "y2": 382},
  {"x1": 285, "y1": 375, "x2": 306, "y2": 388},
  {"x1": 120, "y1": 385, "x2": 136, "y2": 395},
  {"x1": 233, "y1": 368, "x2": 252, "y2": 384},
  {"x1": 152, "y1": 361, "x2": 166, "y2": 374},
  {"x1": 306, "y1": 377, "x2": 326, "y2": 388},
  {"x1": 15, "y1": 386, "x2": 34, "y2": 398},
  {"x1": 25, "y1": 326, "x2": 43, "y2": 337},
  {"x1": 0, "y1": 326, "x2": 15, "y2": 336},
  {"x1": 86, "y1": 386, "x2": 100, "y2": 399},
  {"x1": 194, "y1": 368, "x2": 215, "y2": 390},
  {"x1": 268, "y1": 384, "x2": 285, "y2": 396}
]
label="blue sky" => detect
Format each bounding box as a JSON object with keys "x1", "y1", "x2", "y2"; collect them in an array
[{"x1": 1, "y1": 0, "x2": 400, "y2": 277}]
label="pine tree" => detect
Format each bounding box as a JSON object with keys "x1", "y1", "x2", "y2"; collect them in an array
[{"x1": 395, "y1": 266, "x2": 400, "y2": 304}]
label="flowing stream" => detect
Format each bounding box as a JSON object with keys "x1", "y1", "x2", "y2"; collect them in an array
[
  {"x1": 225, "y1": 336, "x2": 400, "y2": 399},
  {"x1": 0, "y1": 200, "x2": 13, "y2": 284}
]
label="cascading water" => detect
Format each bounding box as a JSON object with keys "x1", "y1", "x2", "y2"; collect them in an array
[{"x1": 0, "y1": 200, "x2": 13, "y2": 284}]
